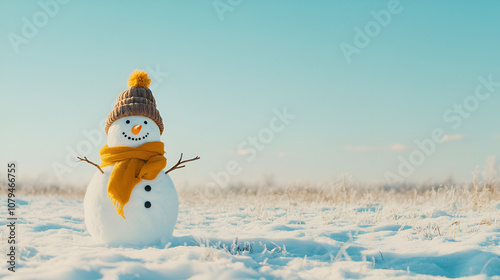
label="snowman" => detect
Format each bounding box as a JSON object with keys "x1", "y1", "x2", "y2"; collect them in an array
[{"x1": 78, "y1": 70, "x2": 199, "y2": 246}]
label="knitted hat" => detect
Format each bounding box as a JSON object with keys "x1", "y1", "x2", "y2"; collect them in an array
[{"x1": 105, "y1": 70, "x2": 164, "y2": 134}]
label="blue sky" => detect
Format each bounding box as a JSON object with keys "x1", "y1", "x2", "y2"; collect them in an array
[{"x1": 1, "y1": 0, "x2": 500, "y2": 187}]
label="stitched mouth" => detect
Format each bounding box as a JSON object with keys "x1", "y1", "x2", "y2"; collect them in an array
[{"x1": 122, "y1": 132, "x2": 150, "y2": 141}]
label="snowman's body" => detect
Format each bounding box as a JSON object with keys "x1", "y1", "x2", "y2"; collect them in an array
[
  {"x1": 83, "y1": 115, "x2": 179, "y2": 246},
  {"x1": 84, "y1": 168, "x2": 178, "y2": 245}
]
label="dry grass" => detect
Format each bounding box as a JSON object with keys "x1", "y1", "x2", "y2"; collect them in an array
[
  {"x1": 179, "y1": 180, "x2": 500, "y2": 211},
  {"x1": 1, "y1": 175, "x2": 498, "y2": 213}
]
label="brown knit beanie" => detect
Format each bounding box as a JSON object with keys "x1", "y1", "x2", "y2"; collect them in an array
[{"x1": 105, "y1": 70, "x2": 164, "y2": 134}]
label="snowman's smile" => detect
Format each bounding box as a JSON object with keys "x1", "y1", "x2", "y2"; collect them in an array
[{"x1": 122, "y1": 131, "x2": 150, "y2": 141}]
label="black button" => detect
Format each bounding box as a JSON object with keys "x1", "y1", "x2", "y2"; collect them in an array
[
  {"x1": 145, "y1": 201, "x2": 151, "y2": 208},
  {"x1": 144, "y1": 185, "x2": 151, "y2": 192}
]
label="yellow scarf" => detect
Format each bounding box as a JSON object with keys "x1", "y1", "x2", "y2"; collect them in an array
[{"x1": 100, "y1": 142, "x2": 166, "y2": 218}]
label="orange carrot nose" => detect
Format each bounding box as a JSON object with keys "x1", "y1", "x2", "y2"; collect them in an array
[{"x1": 131, "y1": 125, "x2": 142, "y2": 135}]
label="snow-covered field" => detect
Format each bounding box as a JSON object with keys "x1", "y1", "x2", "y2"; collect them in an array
[{"x1": 1, "y1": 183, "x2": 499, "y2": 280}]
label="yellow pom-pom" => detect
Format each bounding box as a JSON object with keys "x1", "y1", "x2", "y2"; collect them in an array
[{"x1": 128, "y1": 69, "x2": 151, "y2": 88}]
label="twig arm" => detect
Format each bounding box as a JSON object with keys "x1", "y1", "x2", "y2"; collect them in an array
[
  {"x1": 165, "y1": 153, "x2": 200, "y2": 174},
  {"x1": 77, "y1": 156, "x2": 104, "y2": 174}
]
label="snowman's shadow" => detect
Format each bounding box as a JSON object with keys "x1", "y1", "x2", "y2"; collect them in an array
[
  {"x1": 100, "y1": 234, "x2": 364, "y2": 261},
  {"x1": 168, "y1": 234, "x2": 365, "y2": 260},
  {"x1": 97, "y1": 235, "x2": 202, "y2": 250},
  {"x1": 169, "y1": 235, "x2": 209, "y2": 248}
]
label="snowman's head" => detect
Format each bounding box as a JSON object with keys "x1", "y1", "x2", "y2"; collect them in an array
[
  {"x1": 107, "y1": 116, "x2": 161, "y2": 147},
  {"x1": 104, "y1": 70, "x2": 164, "y2": 142}
]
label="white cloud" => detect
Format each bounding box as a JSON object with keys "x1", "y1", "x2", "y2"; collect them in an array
[
  {"x1": 390, "y1": 143, "x2": 407, "y2": 151},
  {"x1": 441, "y1": 134, "x2": 465, "y2": 142},
  {"x1": 230, "y1": 149, "x2": 250, "y2": 156},
  {"x1": 346, "y1": 143, "x2": 408, "y2": 152}
]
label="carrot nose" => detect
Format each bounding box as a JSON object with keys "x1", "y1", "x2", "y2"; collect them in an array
[{"x1": 131, "y1": 125, "x2": 142, "y2": 135}]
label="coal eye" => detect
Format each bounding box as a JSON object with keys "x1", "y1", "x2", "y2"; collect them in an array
[
  {"x1": 126, "y1": 120, "x2": 130, "y2": 124},
  {"x1": 145, "y1": 201, "x2": 151, "y2": 208},
  {"x1": 144, "y1": 121, "x2": 148, "y2": 125}
]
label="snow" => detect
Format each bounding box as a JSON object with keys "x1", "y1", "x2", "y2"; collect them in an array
[{"x1": 0, "y1": 185, "x2": 499, "y2": 280}]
